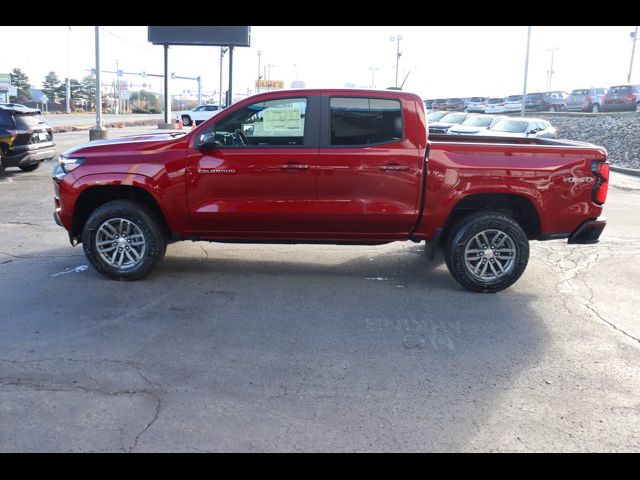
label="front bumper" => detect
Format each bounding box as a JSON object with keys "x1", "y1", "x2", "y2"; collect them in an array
[{"x1": 568, "y1": 216, "x2": 606, "y2": 244}]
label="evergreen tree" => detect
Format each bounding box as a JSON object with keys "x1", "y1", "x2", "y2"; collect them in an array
[
  {"x1": 77, "y1": 74, "x2": 96, "y2": 109},
  {"x1": 10, "y1": 68, "x2": 32, "y2": 101},
  {"x1": 42, "y1": 71, "x2": 61, "y2": 103}
]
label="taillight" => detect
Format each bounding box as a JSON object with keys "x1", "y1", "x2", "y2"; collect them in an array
[
  {"x1": 585, "y1": 95, "x2": 592, "y2": 102},
  {"x1": 592, "y1": 161, "x2": 610, "y2": 205},
  {"x1": 627, "y1": 93, "x2": 635, "y2": 101}
]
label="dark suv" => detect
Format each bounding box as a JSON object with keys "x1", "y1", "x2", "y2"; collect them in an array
[
  {"x1": 0, "y1": 104, "x2": 56, "y2": 174},
  {"x1": 524, "y1": 91, "x2": 567, "y2": 112},
  {"x1": 602, "y1": 85, "x2": 640, "y2": 112},
  {"x1": 566, "y1": 88, "x2": 607, "y2": 112}
]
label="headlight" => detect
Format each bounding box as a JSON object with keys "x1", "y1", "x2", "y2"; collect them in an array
[{"x1": 59, "y1": 156, "x2": 86, "y2": 174}]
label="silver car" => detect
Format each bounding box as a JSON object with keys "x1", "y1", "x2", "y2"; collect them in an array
[
  {"x1": 446, "y1": 114, "x2": 505, "y2": 135},
  {"x1": 465, "y1": 97, "x2": 487, "y2": 113},
  {"x1": 504, "y1": 95, "x2": 523, "y2": 113},
  {"x1": 480, "y1": 117, "x2": 558, "y2": 139}
]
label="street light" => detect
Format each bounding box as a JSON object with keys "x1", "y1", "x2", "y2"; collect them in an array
[
  {"x1": 629, "y1": 26, "x2": 638, "y2": 84},
  {"x1": 546, "y1": 47, "x2": 560, "y2": 90},
  {"x1": 257, "y1": 50, "x2": 262, "y2": 81},
  {"x1": 390, "y1": 35, "x2": 403, "y2": 88},
  {"x1": 369, "y1": 66, "x2": 379, "y2": 88}
]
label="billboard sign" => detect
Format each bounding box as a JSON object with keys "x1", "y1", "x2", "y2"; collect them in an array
[
  {"x1": 255, "y1": 80, "x2": 284, "y2": 90},
  {"x1": 148, "y1": 26, "x2": 250, "y2": 47}
]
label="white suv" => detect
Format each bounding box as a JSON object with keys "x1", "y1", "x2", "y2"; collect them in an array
[{"x1": 177, "y1": 104, "x2": 221, "y2": 126}]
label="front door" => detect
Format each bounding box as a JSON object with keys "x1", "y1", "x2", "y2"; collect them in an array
[{"x1": 186, "y1": 95, "x2": 319, "y2": 236}]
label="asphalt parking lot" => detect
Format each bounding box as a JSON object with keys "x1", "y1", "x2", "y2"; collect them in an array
[{"x1": 1, "y1": 127, "x2": 639, "y2": 452}]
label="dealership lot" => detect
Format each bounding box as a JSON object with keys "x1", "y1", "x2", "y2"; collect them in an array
[{"x1": 1, "y1": 127, "x2": 639, "y2": 452}]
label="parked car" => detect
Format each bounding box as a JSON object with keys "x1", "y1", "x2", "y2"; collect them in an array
[
  {"x1": 176, "y1": 104, "x2": 221, "y2": 126},
  {"x1": 482, "y1": 117, "x2": 557, "y2": 138},
  {"x1": 446, "y1": 114, "x2": 505, "y2": 135},
  {"x1": 445, "y1": 98, "x2": 465, "y2": 110},
  {"x1": 484, "y1": 97, "x2": 507, "y2": 114},
  {"x1": 432, "y1": 98, "x2": 447, "y2": 110},
  {"x1": 427, "y1": 110, "x2": 448, "y2": 122},
  {"x1": 524, "y1": 92, "x2": 566, "y2": 112},
  {"x1": 428, "y1": 111, "x2": 469, "y2": 134},
  {"x1": 602, "y1": 85, "x2": 640, "y2": 112},
  {"x1": 0, "y1": 104, "x2": 56, "y2": 175},
  {"x1": 466, "y1": 97, "x2": 487, "y2": 113},
  {"x1": 52, "y1": 88, "x2": 609, "y2": 293},
  {"x1": 504, "y1": 95, "x2": 523, "y2": 113},
  {"x1": 566, "y1": 88, "x2": 608, "y2": 113},
  {"x1": 424, "y1": 99, "x2": 435, "y2": 110}
]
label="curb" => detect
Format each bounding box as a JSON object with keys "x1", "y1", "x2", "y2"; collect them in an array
[{"x1": 611, "y1": 165, "x2": 640, "y2": 177}]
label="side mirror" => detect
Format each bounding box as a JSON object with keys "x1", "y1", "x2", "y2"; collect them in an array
[
  {"x1": 195, "y1": 131, "x2": 218, "y2": 150},
  {"x1": 527, "y1": 129, "x2": 538, "y2": 135},
  {"x1": 243, "y1": 124, "x2": 254, "y2": 136}
]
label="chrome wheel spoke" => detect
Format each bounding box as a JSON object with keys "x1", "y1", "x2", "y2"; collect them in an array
[
  {"x1": 96, "y1": 218, "x2": 146, "y2": 269},
  {"x1": 464, "y1": 228, "x2": 517, "y2": 283}
]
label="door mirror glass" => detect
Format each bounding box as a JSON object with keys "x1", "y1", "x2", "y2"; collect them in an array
[{"x1": 242, "y1": 124, "x2": 254, "y2": 136}]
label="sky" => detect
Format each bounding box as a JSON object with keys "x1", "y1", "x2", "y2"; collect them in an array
[{"x1": 0, "y1": 26, "x2": 638, "y2": 101}]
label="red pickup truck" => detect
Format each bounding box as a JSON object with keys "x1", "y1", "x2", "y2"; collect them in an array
[{"x1": 52, "y1": 89, "x2": 609, "y2": 292}]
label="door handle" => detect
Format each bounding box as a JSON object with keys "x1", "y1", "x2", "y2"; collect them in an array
[
  {"x1": 279, "y1": 162, "x2": 310, "y2": 170},
  {"x1": 379, "y1": 164, "x2": 410, "y2": 172}
]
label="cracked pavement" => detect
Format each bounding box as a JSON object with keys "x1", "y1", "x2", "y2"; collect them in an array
[{"x1": 0, "y1": 127, "x2": 639, "y2": 452}]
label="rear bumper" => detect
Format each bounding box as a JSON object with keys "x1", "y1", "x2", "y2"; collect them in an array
[
  {"x1": 568, "y1": 216, "x2": 607, "y2": 244},
  {"x1": 4, "y1": 143, "x2": 57, "y2": 168}
]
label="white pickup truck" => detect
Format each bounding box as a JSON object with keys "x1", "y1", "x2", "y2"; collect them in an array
[{"x1": 177, "y1": 104, "x2": 221, "y2": 126}]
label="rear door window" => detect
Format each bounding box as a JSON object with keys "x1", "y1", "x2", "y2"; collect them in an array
[{"x1": 329, "y1": 97, "x2": 403, "y2": 146}]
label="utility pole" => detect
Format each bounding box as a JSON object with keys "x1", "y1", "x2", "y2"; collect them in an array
[
  {"x1": 115, "y1": 59, "x2": 120, "y2": 115},
  {"x1": 629, "y1": 26, "x2": 638, "y2": 84},
  {"x1": 66, "y1": 26, "x2": 71, "y2": 113},
  {"x1": 257, "y1": 50, "x2": 262, "y2": 81},
  {"x1": 547, "y1": 47, "x2": 559, "y2": 90},
  {"x1": 219, "y1": 47, "x2": 227, "y2": 108},
  {"x1": 521, "y1": 26, "x2": 532, "y2": 117},
  {"x1": 90, "y1": 26, "x2": 108, "y2": 140},
  {"x1": 369, "y1": 66, "x2": 379, "y2": 88},
  {"x1": 390, "y1": 35, "x2": 403, "y2": 88},
  {"x1": 228, "y1": 45, "x2": 234, "y2": 107}
]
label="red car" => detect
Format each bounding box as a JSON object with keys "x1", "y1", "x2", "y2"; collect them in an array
[
  {"x1": 52, "y1": 89, "x2": 609, "y2": 292},
  {"x1": 602, "y1": 85, "x2": 640, "y2": 112}
]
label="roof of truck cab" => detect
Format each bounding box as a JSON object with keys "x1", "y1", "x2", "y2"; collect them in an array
[{"x1": 244, "y1": 88, "x2": 423, "y2": 102}]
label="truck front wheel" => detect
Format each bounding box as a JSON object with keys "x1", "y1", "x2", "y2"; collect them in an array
[
  {"x1": 444, "y1": 212, "x2": 529, "y2": 293},
  {"x1": 82, "y1": 200, "x2": 167, "y2": 280}
]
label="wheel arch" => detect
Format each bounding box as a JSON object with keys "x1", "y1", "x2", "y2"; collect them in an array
[{"x1": 440, "y1": 193, "x2": 542, "y2": 245}]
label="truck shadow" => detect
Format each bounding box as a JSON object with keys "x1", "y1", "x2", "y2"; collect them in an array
[{"x1": 0, "y1": 243, "x2": 548, "y2": 451}]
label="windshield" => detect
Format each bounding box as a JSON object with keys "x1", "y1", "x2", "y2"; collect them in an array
[
  {"x1": 427, "y1": 111, "x2": 447, "y2": 121},
  {"x1": 487, "y1": 98, "x2": 505, "y2": 104},
  {"x1": 571, "y1": 89, "x2": 589, "y2": 96},
  {"x1": 526, "y1": 93, "x2": 543, "y2": 100},
  {"x1": 446, "y1": 98, "x2": 462, "y2": 103},
  {"x1": 468, "y1": 97, "x2": 485, "y2": 102},
  {"x1": 438, "y1": 113, "x2": 467, "y2": 123},
  {"x1": 462, "y1": 116, "x2": 493, "y2": 127},
  {"x1": 609, "y1": 86, "x2": 631, "y2": 94},
  {"x1": 507, "y1": 95, "x2": 522, "y2": 102},
  {"x1": 13, "y1": 113, "x2": 47, "y2": 128},
  {"x1": 490, "y1": 119, "x2": 528, "y2": 133}
]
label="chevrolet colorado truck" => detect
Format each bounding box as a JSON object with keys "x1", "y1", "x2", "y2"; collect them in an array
[{"x1": 52, "y1": 89, "x2": 609, "y2": 292}]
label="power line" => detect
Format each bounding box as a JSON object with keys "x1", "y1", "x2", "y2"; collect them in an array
[{"x1": 99, "y1": 27, "x2": 161, "y2": 58}]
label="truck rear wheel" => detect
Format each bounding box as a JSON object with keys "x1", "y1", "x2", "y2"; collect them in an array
[
  {"x1": 444, "y1": 211, "x2": 529, "y2": 293},
  {"x1": 82, "y1": 200, "x2": 167, "y2": 281}
]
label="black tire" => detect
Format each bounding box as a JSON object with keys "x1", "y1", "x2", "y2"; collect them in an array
[
  {"x1": 181, "y1": 115, "x2": 192, "y2": 126},
  {"x1": 591, "y1": 103, "x2": 600, "y2": 113},
  {"x1": 19, "y1": 163, "x2": 40, "y2": 172},
  {"x1": 444, "y1": 211, "x2": 529, "y2": 293},
  {"x1": 0, "y1": 149, "x2": 5, "y2": 176},
  {"x1": 82, "y1": 199, "x2": 167, "y2": 281},
  {"x1": 548, "y1": 105, "x2": 556, "y2": 112}
]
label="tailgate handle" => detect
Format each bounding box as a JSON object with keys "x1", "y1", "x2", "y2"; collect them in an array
[
  {"x1": 279, "y1": 162, "x2": 310, "y2": 170},
  {"x1": 380, "y1": 163, "x2": 409, "y2": 172}
]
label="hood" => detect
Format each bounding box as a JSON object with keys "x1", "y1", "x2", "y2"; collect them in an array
[
  {"x1": 448, "y1": 125, "x2": 484, "y2": 134},
  {"x1": 429, "y1": 121, "x2": 458, "y2": 128},
  {"x1": 62, "y1": 132, "x2": 189, "y2": 157}
]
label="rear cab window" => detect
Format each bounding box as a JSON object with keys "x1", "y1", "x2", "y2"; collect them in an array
[{"x1": 329, "y1": 97, "x2": 403, "y2": 146}]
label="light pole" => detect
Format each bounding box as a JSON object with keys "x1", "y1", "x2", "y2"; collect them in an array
[
  {"x1": 521, "y1": 26, "x2": 532, "y2": 117},
  {"x1": 66, "y1": 26, "x2": 71, "y2": 113},
  {"x1": 629, "y1": 26, "x2": 638, "y2": 84},
  {"x1": 89, "y1": 26, "x2": 108, "y2": 141},
  {"x1": 546, "y1": 47, "x2": 559, "y2": 90},
  {"x1": 369, "y1": 66, "x2": 379, "y2": 88},
  {"x1": 390, "y1": 35, "x2": 403, "y2": 88},
  {"x1": 219, "y1": 46, "x2": 227, "y2": 108},
  {"x1": 257, "y1": 50, "x2": 262, "y2": 82}
]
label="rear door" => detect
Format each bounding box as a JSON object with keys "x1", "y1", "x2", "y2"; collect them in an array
[
  {"x1": 186, "y1": 95, "x2": 320, "y2": 236},
  {"x1": 315, "y1": 94, "x2": 422, "y2": 236}
]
